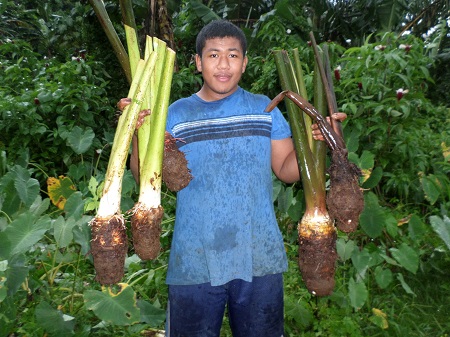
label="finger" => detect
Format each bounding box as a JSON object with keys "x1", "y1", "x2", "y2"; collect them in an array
[
  {"x1": 117, "y1": 98, "x2": 131, "y2": 111},
  {"x1": 331, "y1": 112, "x2": 347, "y2": 122}
]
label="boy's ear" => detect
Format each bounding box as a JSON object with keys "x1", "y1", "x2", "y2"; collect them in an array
[
  {"x1": 242, "y1": 55, "x2": 248, "y2": 73},
  {"x1": 195, "y1": 54, "x2": 202, "y2": 72}
]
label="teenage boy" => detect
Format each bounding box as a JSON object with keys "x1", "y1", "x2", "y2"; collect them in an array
[{"x1": 125, "y1": 19, "x2": 344, "y2": 337}]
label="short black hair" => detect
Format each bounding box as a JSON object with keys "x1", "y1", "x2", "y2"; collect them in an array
[{"x1": 196, "y1": 20, "x2": 247, "y2": 57}]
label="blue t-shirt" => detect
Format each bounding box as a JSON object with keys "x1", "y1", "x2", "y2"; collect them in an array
[{"x1": 165, "y1": 87, "x2": 291, "y2": 286}]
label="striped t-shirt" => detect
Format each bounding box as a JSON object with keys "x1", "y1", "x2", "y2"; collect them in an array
[{"x1": 165, "y1": 87, "x2": 291, "y2": 286}]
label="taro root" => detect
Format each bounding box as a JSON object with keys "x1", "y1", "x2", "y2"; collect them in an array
[
  {"x1": 90, "y1": 215, "x2": 128, "y2": 285},
  {"x1": 326, "y1": 149, "x2": 364, "y2": 232},
  {"x1": 298, "y1": 210, "x2": 337, "y2": 296},
  {"x1": 130, "y1": 204, "x2": 163, "y2": 260},
  {"x1": 162, "y1": 132, "x2": 192, "y2": 191},
  {"x1": 266, "y1": 90, "x2": 364, "y2": 296}
]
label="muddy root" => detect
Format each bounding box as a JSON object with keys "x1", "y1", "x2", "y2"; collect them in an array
[
  {"x1": 163, "y1": 132, "x2": 192, "y2": 191},
  {"x1": 131, "y1": 204, "x2": 163, "y2": 260},
  {"x1": 90, "y1": 215, "x2": 128, "y2": 285},
  {"x1": 327, "y1": 149, "x2": 365, "y2": 233},
  {"x1": 298, "y1": 229, "x2": 337, "y2": 296}
]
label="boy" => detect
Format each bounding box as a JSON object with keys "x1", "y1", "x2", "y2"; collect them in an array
[{"x1": 126, "y1": 19, "x2": 343, "y2": 337}]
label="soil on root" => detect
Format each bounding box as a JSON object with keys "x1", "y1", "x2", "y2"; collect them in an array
[
  {"x1": 131, "y1": 204, "x2": 163, "y2": 260},
  {"x1": 163, "y1": 132, "x2": 192, "y2": 191},
  {"x1": 90, "y1": 215, "x2": 128, "y2": 285},
  {"x1": 298, "y1": 230, "x2": 337, "y2": 296},
  {"x1": 326, "y1": 149, "x2": 364, "y2": 233}
]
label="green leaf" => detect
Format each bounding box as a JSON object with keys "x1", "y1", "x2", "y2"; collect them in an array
[
  {"x1": 421, "y1": 174, "x2": 441, "y2": 205},
  {"x1": 362, "y1": 166, "x2": 383, "y2": 189},
  {"x1": 389, "y1": 243, "x2": 419, "y2": 274},
  {"x1": 137, "y1": 300, "x2": 166, "y2": 327},
  {"x1": 4, "y1": 212, "x2": 52, "y2": 258},
  {"x1": 385, "y1": 213, "x2": 399, "y2": 238},
  {"x1": 396, "y1": 273, "x2": 416, "y2": 296},
  {"x1": 67, "y1": 126, "x2": 95, "y2": 154},
  {"x1": 408, "y1": 214, "x2": 427, "y2": 241},
  {"x1": 53, "y1": 216, "x2": 76, "y2": 248},
  {"x1": 348, "y1": 277, "x2": 368, "y2": 310},
  {"x1": 5, "y1": 254, "x2": 28, "y2": 297},
  {"x1": 35, "y1": 301, "x2": 75, "y2": 336},
  {"x1": 84, "y1": 283, "x2": 140, "y2": 326},
  {"x1": 284, "y1": 297, "x2": 314, "y2": 329},
  {"x1": 73, "y1": 216, "x2": 92, "y2": 256},
  {"x1": 351, "y1": 248, "x2": 371, "y2": 279},
  {"x1": 12, "y1": 165, "x2": 40, "y2": 207},
  {"x1": 336, "y1": 238, "x2": 356, "y2": 261},
  {"x1": 64, "y1": 191, "x2": 84, "y2": 220},
  {"x1": 374, "y1": 266, "x2": 393, "y2": 289},
  {"x1": 429, "y1": 215, "x2": 450, "y2": 250},
  {"x1": 277, "y1": 185, "x2": 294, "y2": 213},
  {"x1": 359, "y1": 192, "x2": 385, "y2": 238}
]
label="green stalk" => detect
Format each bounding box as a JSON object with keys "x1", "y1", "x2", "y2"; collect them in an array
[
  {"x1": 139, "y1": 48, "x2": 175, "y2": 206},
  {"x1": 272, "y1": 49, "x2": 337, "y2": 297},
  {"x1": 88, "y1": 0, "x2": 131, "y2": 83},
  {"x1": 273, "y1": 50, "x2": 326, "y2": 210},
  {"x1": 138, "y1": 38, "x2": 168, "y2": 171},
  {"x1": 125, "y1": 24, "x2": 141, "y2": 78},
  {"x1": 97, "y1": 53, "x2": 157, "y2": 218}
]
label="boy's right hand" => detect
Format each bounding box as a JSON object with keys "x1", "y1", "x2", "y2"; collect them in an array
[{"x1": 116, "y1": 98, "x2": 151, "y2": 130}]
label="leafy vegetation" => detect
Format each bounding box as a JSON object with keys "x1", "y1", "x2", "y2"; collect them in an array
[{"x1": 0, "y1": 0, "x2": 449, "y2": 336}]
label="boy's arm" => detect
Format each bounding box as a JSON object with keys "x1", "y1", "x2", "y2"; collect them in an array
[{"x1": 271, "y1": 138, "x2": 300, "y2": 184}]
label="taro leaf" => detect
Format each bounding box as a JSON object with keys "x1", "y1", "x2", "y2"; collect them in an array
[
  {"x1": 396, "y1": 273, "x2": 415, "y2": 295},
  {"x1": 336, "y1": 238, "x2": 356, "y2": 261},
  {"x1": 137, "y1": 299, "x2": 166, "y2": 326},
  {"x1": 421, "y1": 174, "x2": 441, "y2": 205},
  {"x1": 4, "y1": 212, "x2": 52, "y2": 258},
  {"x1": 385, "y1": 213, "x2": 399, "y2": 238},
  {"x1": 47, "y1": 176, "x2": 77, "y2": 210},
  {"x1": 429, "y1": 215, "x2": 450, "y2": 250},
  {"x1": 370, "y1": 308, "x2": 389, "y2": 329},
  {"x1": 0, "y1": 260, "x2": 7, "y2": 302},
  {"x1": 35, "y1": 301, "x2": 75, "y2": 336},
  {"x1": 359, "y1": 192, "x2": 385, "y2": 238},
  {"x1": 64, "y1": 191, "x2": 84, "y2": 220},
  {"x1": 362, "y1": 166, "x2": 383, "y2": 189},
  {"x1": 72, "y1": 216, "x2": 92, "y2": 256},
  {"x1": 5, "y1": 254, "x2": 28, "y2": 297},
  {"x1": 284, "y1": 297, "x2": 314, "y2": 329},
  {"x1": 374, "y1": 266, "x2": 393, "y2": 289},
  {"x1": 277, "y1": 185, "x2": 294, "y2": 214},
  {"x1": 389, "y1": 243, "x2": 419, "y2": 274},
  {"x1": 84, "y1": 283, "x2": 140, "y2": 326},
  {"x1": 348, "y1": 277, "x2": 368, "y2": 310},
  {"x1": 67, "y1": 126, "x2": 95, "y2": 154},
  {"x1": 53, "y1": 216, "x2": 76, "y2": 248},
  {"x1": 12, "y1": 165, "x2": 40, "y2": 207},
  {"x1": 29, "y1": 196, "x2": 50, "y2": 218},
  {"x1": 408, "y1": 214, "x2": 427, "y2": 241},
  {"x1": 351, "y1": 248, "x2": 371, "y2": 280}
]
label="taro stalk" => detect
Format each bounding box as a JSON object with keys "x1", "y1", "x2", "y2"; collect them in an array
[
  {"x1": 90, "y1": 54, "x2": 158, "y2": 285},
  {"x1": 124, "y1": 24, "x2": 180, "y2": 260},
  {"x1": 309, "y1": 33, "x2": 364, "y2": 233},
  {"x1": 268, "y1": 48, "x2": 337, "y2": 296},
  {"x1": 268, "y1": 37, "x2": 364, "y2": 296}
]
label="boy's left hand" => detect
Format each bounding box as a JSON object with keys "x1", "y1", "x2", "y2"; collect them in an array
[{"x1": 312, "y1": 113, "x2": 347, "y2": 141}]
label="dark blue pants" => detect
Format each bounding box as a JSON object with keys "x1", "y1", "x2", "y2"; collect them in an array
[{"x1": 166, "y1": 273, "x2": 284, "y2": 337}]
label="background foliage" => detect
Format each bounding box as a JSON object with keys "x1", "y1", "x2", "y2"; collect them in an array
[{"x1": 0, "y1": 0, "x2": 449, "y2": 336}]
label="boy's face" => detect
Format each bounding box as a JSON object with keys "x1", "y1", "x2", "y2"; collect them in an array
[{"x1": 195, "y1": 36, "x2": 248, "y2": 101}]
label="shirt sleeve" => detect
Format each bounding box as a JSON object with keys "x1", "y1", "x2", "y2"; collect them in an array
[{"x1": 270, "y1": 106, "x2": 292, "y2": 140}]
